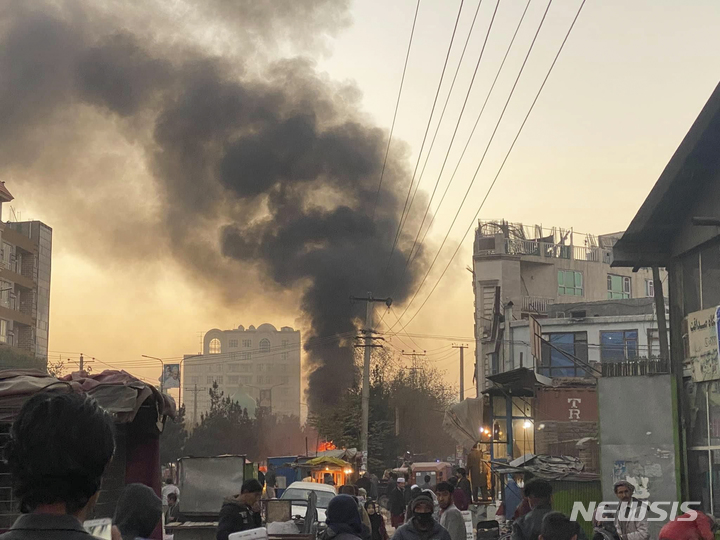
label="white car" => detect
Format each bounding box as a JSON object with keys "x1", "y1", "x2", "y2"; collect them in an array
[{"x1": 280, "y1": 481, "x2": 337, "y2": 523}]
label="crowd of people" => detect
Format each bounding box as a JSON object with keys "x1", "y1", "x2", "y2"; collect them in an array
[{"x1": 1, "y1": 391, "x2": 717, "y2": 540}]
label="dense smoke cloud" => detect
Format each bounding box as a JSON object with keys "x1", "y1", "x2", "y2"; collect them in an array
[{"x1": 0, "y1": 0, "x2": 430, "y2": 410}]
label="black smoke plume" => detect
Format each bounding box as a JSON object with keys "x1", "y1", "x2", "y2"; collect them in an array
[{"x1": 0, "y1": 0, "x2": 430, "y2": 411}]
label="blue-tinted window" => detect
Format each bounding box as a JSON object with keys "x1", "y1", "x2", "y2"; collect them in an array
[
  {"x1": 540, "y1": 332, "x2": 589, "y2": 377},
  {"x1": 600, "y1": 330, "x2": 639, "y2": 362}
]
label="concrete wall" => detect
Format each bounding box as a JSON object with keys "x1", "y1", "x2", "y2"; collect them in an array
[
  {"x1": 509, "y1": 315, "x2": 662, "y2": 368},
  {"x1": 598, "y1": 374, "x2": 679, "y2": 539}
]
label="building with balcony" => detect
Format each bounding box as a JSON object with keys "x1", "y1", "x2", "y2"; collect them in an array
[
  {"x1": 0, "y1": 183, "x2": 52, "y2": 365},
  {"x1": 183, "y1": 324, "x2": 301, "y2": 425},
  {"x1": 472, "y1": 220, "x2": 666, "y2": 390}
]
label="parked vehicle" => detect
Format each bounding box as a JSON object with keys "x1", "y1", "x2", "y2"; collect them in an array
[{"x1": 280, "y1": 481, "x2": 337, "y2": 523}]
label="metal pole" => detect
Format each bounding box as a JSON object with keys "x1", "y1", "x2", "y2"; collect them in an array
[
  {"x1": 361, "y1": 295, "x2": 373, "y2": 463},
  {"x1": 459, "y1": 346, "x2": 465, "y2": 400},
  {"x1": 194, "y1": 383, "x2": 198, "y2": 427}
]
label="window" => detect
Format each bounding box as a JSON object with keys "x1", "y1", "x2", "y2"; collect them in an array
[
  {"x1": 282, "y1": 339, "x2": 289, "y2": 348},
  {"x1": 600, "y1": 330, "x2": 639, "y2": 362},
  {"x1": 280, "y1": 364, "x2": 288, "y2": 372},
  {"x1": 0, "y1": 319, "x2": 7, "y2": 344},
  {"x1": 241, "y1": 376, "x2": 252, "y2": 385},
  {"x1": 558, "y1": 271, "x2": 583, "y2": 296},
  {"x1": 540, "y1": 332, "x2": 589, "y2": 377},
  {"x1": 239, "y1": 364, "x2": 251, "y2": 372},
  {"x1": 259, "y1": 339, "x2": 271, "y2": 352},
  {"x1": 607, "y1": 275, "x2": 631, "y2": 299},
  {"x1": 209, "y1": 338, "x2": 221, "y2": 354},
  {"x1": 266, "y1": 363, "x2": 274, "y2": 372},
  {"x1": 243, "y1": 339, "x2": 252, "y2": 348},
  {"x1": 228, "y1": 375, "x2": 239, "y2": 384},
  {"x1": 646, "y1": 279, "x2": 654, "y2": 298},
  {"x1": 229, "y1": 364, "x2": 239, "y2": 372},
  {"x1": 281, "y1": 352, "x2": 289, "y2": 361},
  {"x1": 207, "y1": 376, "x2": 214, "y2": 384},
  {"x1": 229, "y1": 339, "x2": 238, "y2": 348},
  {"x1": 257, "y1": 376, "x2": 263, "y2": 384},
  {"x1": 230, "y1": 352, "x2": 240, "y2": 361},
  {"x1": 217, "y1": 376, "x2": 223, "y2": 385},
  {"x1": 0, "y1": 281, "x2": 12, "y2": 309},
  {"x1": 257, "y1": 364, "x2": 264, "y2": 372}
]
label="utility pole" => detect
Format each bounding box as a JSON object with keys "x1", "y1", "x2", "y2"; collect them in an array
[
  {"x1": 452, "y1": 344, "x2": 469, "y2": 400},
  {"x1": 185, "y1": 384, "x2": 207, "y2": 426},
  {"x1": 401, "y1": 350, "x2": 427, "y2": 383},
  {"x1": 79, "y1": 353, "x2": 84, "y2": 372},
  {"x1": 351, "y1": 293, "x2": 392, "y2": 472}
]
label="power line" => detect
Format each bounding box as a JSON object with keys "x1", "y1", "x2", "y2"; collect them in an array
[
  {"x1": 400, "y1": 0, "x2": 487, "y2": 258},
  {"x1": 384, "y1": 0, "x2": 466, "y2": 268},
  {"x1": 371, "y1": 0, "x2": 421, "y2": 221},
  {"x1": 390, "y1": 0, "x2": 500, "y2": 277},
  {"x1": 393, "y1": 0, "x2": 587, "y2": 333},
  {"x1": 405, "y1": 0, "x2": 534, "y2": 271},
  {"x1": 389, "y1": 0, "x2": 564, "y2": 332}
]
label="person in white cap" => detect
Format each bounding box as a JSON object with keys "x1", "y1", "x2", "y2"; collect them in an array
[{"x1": 389, "y1": 477, "x2": 407, "y2": 529}]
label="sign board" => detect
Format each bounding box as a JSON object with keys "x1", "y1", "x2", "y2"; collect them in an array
[
  {"x1": 530, "y1": 316, "x2": 542, "y2": 364},
  {"x1": 689, "y1": 306, "x2": 720, "y2": 382},
  {"x1": 161, "y1": 364, "x2": 181, "y2": 389}
]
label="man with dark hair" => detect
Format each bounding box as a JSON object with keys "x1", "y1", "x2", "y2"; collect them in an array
[
  {"x1": 0, "y1": 391, "x2": 115, "y2": 540},
  {"x1": 217, "y1": 479, "x2": 263, "y2": 540},
  {"x1": 511, "y1": 479, "x2": 554, "y2": 540},
  {"x1": 420, "y1": 475, "x2": 433, "y2": 491},
  {"x1": 391, "y1": 495, "x2": 451, "y2": 540},
  {"x1": 165, "y1": 492, "x2": 181, "y2": 530},
  {"x1": 456, "y1": 468, "x2": 472, "y2": 506},
  {"x1": 114, "y1": 483, "x2": 163, "y2": 540},
  {"x1": 436, "y1": 482, "x2": 465, "y2": 540},
  {"x1": 265, "y1": 464, "x2": 277, "y2": 499},
  {"x1": 540, "y1": 512, "x2": 579, "y2": 540}
]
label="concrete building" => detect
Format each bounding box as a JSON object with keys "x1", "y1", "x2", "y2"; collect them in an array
[
  {"x1": 473, "y1": 220, "x2": 666, "y2": 390},
  {"x1": 613, "y1": 82, "x2": 720, "y2": 515},
  {"x1": 0, "y1": 183, "x2": 52, "y2": 365},
  {"x1": 184, "y1": 324, "x2": 301, "y2": 425}
]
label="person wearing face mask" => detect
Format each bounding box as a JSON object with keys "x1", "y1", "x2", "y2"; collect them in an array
[
  {"x1": 365, "y1": 501, "x2": 388, "y2": 540},
  {"x1": 391, "y1": 495, "x2": 451, "y2": 540}
]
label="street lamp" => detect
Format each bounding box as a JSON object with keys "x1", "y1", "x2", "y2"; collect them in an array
[
  {"x1": 241, "y1": 382, "x2": 286, "y2": 414},
  {"x1": 142, "y1": 355, "x2": 164, "y2": 393}
]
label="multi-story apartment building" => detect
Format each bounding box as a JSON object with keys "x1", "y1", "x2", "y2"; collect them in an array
[
  {"x1": 0, "y1": 183, "x2": 52, "y2": 365},
  {"x1": 184, "y1": 324, "x2": 301, "y2": 425},
  {"x1": 473, "y1": 220, "x2": 665, "y2": 390}
]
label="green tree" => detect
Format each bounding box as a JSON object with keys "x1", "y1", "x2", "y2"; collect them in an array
[
  {"x1": 310, "y1": 347, "x2": 454, "y2": 473},
  {"x1": 184, "y1": 382, "x2": 259, "y2": 458},
  {"x1": 160, "y1": 404, "x2": 188, "y2": 465}
]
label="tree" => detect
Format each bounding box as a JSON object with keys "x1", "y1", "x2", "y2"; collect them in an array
[
  {"x1": 310, "y1": 347, "x2": 454, "y2": 474},
  {"x1": 46, "y1": 357, "x2": 66, "y2": 378},
  {"x1": 184, "y1": 382, "x2": 258, "y2": 458},
  {"x1": 160, "y1": 404, "x2": 188, "y2": 465}
]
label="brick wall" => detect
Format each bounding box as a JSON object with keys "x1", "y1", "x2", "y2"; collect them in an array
[{"x1": 535, "y1": 420, "x2": 599, "y2": 472}]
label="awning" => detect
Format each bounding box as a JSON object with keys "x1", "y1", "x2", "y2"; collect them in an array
[
  {"x1": 304, "y1": 456, "x2": 351, "y2": 469},
  {"x1": 0, "y1": 369, "x2": 175, "y2": 426},
  {"x1": 484, "y1": 367, "x2": 552, "y2": 397},
  {"x1": 443, "y1": 397, "x2": 484, "y2": 447}
]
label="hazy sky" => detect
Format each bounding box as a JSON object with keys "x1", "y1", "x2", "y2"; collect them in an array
[{"x1": 9, "y1": 0, "x2": 720, "y2": 410}]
